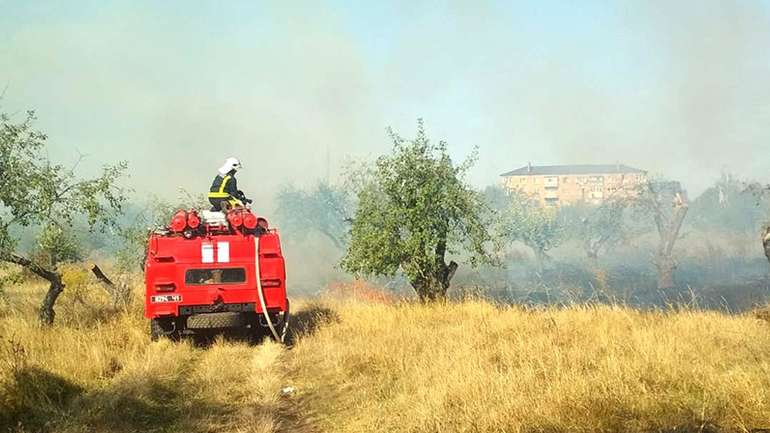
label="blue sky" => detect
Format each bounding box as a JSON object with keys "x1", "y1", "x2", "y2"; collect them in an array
[{"x1": 2, "y1": 1, "x2": 769, "y2": 206}]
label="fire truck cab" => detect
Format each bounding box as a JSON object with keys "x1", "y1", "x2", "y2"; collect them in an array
[{"x1": 144, "y1": 208, "x2": 289, "y2": 341}]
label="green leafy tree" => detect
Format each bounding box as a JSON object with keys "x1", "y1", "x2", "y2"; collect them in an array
[
  {"x1": 0, "y1": 111, "x2": 127, "y2": 325},
  {"x1": 341, "y1": 120, "x2": 496, "y2": 301},
  {"x1": 32, "y1": 224, "x2": 83, "y2": 267},
  {"x1": 114, "y1": 190, "x2": 207, "y2": 274},
  {"x1": 500, "y1": 191, "x2": 565, "y2": 270},
  {"x1": 274, "y1": 181, "x2": 353, "y2": 250},
  {"x1": 482, "y1": 185, "x2": 511, "y2": 213},
  {"x1": 114, "y1": 199, "x2": 173, "y2": 274}
]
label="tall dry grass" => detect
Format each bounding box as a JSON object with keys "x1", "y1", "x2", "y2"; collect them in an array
[
  {"x1": 287, "y1": 299, "x2": 770, "y2": 433},
  {"x1": 0, "y1": 270, "x2": 286, "y2": 433},
  {"x1": 3, "y1": 267, "x2": 770, "y2": 433}
]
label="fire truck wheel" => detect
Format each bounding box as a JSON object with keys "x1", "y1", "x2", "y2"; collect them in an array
[
  {"x1": 150, "y1": 318, "x2": 179, "y2": 341},
  {"x1": 249, "y1": 327, "x2": 267, "y2": 344},
  {"x1": 259, "y1": 305, "x2": 290, "y2": 344},
  {"x1": 279, "y1": 301, "x2": 290, "y2": 343}
]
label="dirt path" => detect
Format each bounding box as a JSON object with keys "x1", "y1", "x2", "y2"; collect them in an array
[{"x1": 271, "y1": 303, "x2": 337, "y2": 433}]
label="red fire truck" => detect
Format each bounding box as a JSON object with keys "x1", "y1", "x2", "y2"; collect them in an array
[{"x1": 144, "y1": 208, "x2": 289, "y2": 341}]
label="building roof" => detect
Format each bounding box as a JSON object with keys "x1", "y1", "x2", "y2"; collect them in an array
[{"x1": 500, "y1": 164, "x2": 646, "y2": 177}]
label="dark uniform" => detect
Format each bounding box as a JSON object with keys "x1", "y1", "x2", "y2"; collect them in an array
[{"x1": 208, "y1": 172, "x2": 250, "y2": 211}]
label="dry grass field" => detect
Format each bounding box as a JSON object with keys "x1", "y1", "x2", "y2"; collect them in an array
[
  {"x1": 2, "y1": 272, "x2": 770, "y2": 433},
  {"x1": 0, "y1": 271, "x2": 286, "y2": 433}
]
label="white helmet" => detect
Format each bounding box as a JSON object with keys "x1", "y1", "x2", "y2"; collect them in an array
[{"x1": 218, "y1": 157, "x2": 242, "y2": 175}]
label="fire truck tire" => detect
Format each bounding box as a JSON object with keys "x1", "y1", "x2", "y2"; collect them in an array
[
  {"x1": 279, "y1": 306, "x2": 290, "y2": 343},
  {"x1": 261, "y1": 303, "x2": 290, "y2": 343},
  {"x1": 187, "y1": 312, "x2": 246, "y2": 329},
  {"x1": 278, "y1": 300, "x2": 290, "y2": 343},
  {"x1": 150, "y1": 318, "x2": 179, "y2": 341}
]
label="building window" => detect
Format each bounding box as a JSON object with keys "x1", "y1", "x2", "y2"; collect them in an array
[{"x1": 544, "y1": 197, "x2": 559, "y2": 206}]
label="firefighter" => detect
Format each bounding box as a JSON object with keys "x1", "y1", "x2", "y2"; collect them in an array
[{"x1": 209, "y1": 157, "x2": 252, "y2": 211}]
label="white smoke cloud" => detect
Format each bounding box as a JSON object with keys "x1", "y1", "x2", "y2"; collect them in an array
[{"x1": 1, "y1": 0, "x2": 768, "y2": 207}]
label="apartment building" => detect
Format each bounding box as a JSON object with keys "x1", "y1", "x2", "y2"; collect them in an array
[{"x1": 499, "y1": 164, "x2": 647, "y2": 206}]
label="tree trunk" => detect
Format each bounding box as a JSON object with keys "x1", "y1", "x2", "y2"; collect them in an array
[
  {"x1": 414, "y1": 280, "x2": 445, "y2": 302},
  {"x1": 91, "y1": 264, "x2": 131, "y2": 306},
  {"x1": 655, "y1": 255, "x2": 676, "y2": 289},
  {"x1": 534, "y1": 248, "x2": 548, "y2": 274},
  {"x1": 585, "y1": 247, "x2": 599, "y2": 268},
  {"x1": 39, "y1": 276, "x2": 64, "y2": 325},
  {"x1": 412, "y1": 259, "x2": 458, "y2": 302},
  {"x1": 1, "y1": 253, "x2": 65, "y2": 326},
  {"x1": 585, "y1": 234, "x2": 610, "y2": 264},
  {"x1": 762, "y1": 225, "x2": 770, "y2": 265},
  {"x1": 410, "y1": 236, "x2": 459, "y2": 302},
  {"x1": 650, "y1": 187, "x2": 688, "y2": 291},
  {"x1": 585, "y1": 248, "x2": 598, "y2": 260}
]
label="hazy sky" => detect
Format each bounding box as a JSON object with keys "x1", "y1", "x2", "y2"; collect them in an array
[{"x1": 2, "y1": 1, "x2": 769, "y2": 209}]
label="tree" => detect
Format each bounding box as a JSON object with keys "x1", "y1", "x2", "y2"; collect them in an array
[
  {"x1": 274, "y1": 181, "x2": 353, "y2": 250},
  {"x1": 573, "y1": 197, "x2": 631, "y2": 262},
  {"x1": 481, "y1": 185, "x2": 511, "y2": 213},
  {"x1": 341, "y1": 120, "x2": 496, "y2": 301},
  {"x1": 0, "y1": 111, "x2": 127, "y2": 325},
  {"x1": 748, "y1": 183, "x2": 770, "y2": 267},
  {"x1": 636, "y1": 180, "x2": 689, "y2": 289},
  {"x1": 114, "y1": 190, "x2": 207, "y2": 275},
  {"x1": 689, "y1": 172, "x2": 768, "y2": 234},
  {"x1": 500, "y1": 191, "x2": 565, "y2": 270}
]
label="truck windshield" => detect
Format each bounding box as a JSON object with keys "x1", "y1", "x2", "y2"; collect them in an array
[{"x1": 185, "y1": 268, "x2": 246, "y2": 285}]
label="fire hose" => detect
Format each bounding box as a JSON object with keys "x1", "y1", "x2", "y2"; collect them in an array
[{"x1": 255, "y1": 236, "x2": 288, "y2": 343}]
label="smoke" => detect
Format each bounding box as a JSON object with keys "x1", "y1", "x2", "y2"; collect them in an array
[
  {"x1": 0, "y1": 2, "x2": 383, "y2": 211},
  {"x1": 476, "y1": 1, "x2": 770, "y2": 194},
  {"x1": 1, "y1": 1, "x2": 768, "y2": 205},
  {"x1": 639, "y1": 2, "x2": 770, "y2": 190},
  {"x1": 2, "y1": 1, "x2": 770, "y2": 300}
]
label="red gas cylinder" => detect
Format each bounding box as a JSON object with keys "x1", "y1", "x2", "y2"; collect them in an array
[
  {"x1": 227, "y1": 209, "x2": 243, "y2": 227},
  {"x1": 170, "y1": 210, "x2": 187, "y2": 232},
  {"x1": 242, "y1": 211, "x2": 258, "y2": 230},
  {"x1": 187, "y1": 210, "x2": 201, "y2": 229}
]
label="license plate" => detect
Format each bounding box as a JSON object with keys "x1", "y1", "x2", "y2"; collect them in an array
[{"x1": 151, "y1": 294, "x2": 182, "y2": 303}]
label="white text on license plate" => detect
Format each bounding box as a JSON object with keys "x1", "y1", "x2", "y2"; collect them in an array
[{"x1": 151, "y1": 295, "x2": 182, "y2": 303}]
